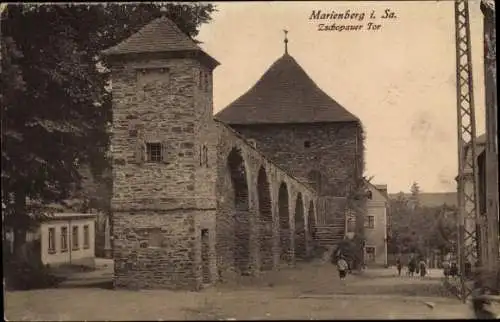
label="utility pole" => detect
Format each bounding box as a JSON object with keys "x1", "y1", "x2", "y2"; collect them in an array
[
  {"x1": 454, "y1": 0, "x2": 481, "y2": 302},
  {"x1": 480, "y1": 0, "x2": 498, "y2": 271}
]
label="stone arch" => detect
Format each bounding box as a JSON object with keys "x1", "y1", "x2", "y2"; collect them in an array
[
  {"x1": 307, "y1": 170, "x2": 323, "y2": 195},
  {"x1": 294, "y1": 193, "x2": 306, "y2": 260},
  {"x1": 227, "y1": 147, "x2": 251, "y2": 275},
  {"x1": 308, "y1": 200, "x2": 316, "y2": 241},
  {"x1": 278, "y1": 182, "x2": 291, "y2": 263},
  {"x1": 257, "y1": 166, "x2": 273, "y2": 271}
]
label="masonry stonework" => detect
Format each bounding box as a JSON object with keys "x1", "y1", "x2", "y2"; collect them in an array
[
  {"x1": 231, "y1": 123, "x2": 362, "y2": 197},
  {"x1": 104, "y1": 17, "x2": 362, "y2": 290}
]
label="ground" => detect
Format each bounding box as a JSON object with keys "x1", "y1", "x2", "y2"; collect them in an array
[{"x1": 4, "y1": 259, "x2": 475, "y2": 320}]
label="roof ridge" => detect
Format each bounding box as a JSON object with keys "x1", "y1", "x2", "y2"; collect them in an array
[
  {"x1": 216, "y1": 52, "x2": 360, "y2": 124},
  {"x1": 102, "y1": 15, "x2": 204, "y2": 56}
]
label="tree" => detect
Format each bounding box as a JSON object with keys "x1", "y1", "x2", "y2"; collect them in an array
[
  {"x1": 409, "y1": 181, "x2": 421, "y2": 210},
  {"x1": 1, "y1": 3, "x2": 217, "y2": 256}
]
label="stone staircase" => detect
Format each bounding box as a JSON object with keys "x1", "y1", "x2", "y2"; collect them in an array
[{"x1": 314, "y1": 224, "x2": 345, "y2": 247}]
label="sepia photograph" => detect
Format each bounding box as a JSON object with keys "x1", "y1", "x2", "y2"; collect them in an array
[{"x1": 2, "y1": 1, "x2": 498, "y2": 320}]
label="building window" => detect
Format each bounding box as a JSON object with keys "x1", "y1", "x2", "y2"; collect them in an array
[
  {"x1": 61, "y1": 227, "x2": 68, "y2": 252},
  {"x1": 48, "y1": 227, "x2": 56, "y2": 254},
  {"x1": 83, "y1": 225, "x2": 90, "y2": 249},
  {"x1": 72, "y1": 226, "x2": 79, "y2": 250},
  {"x1": 365, "y1": 215, "x2": 375, "y2": 229},
  {"x1": 247, "y1": 139, "x2": 257, "y2": 149},
  {"x1": 304, "y1": 141, "x2": 311, "y2": 148},
  {"x1": 199, "y1": 145, "x2": 209, "y2": 167},
  {"x1": 346, "y1": 217, "x2": 356, "y2": 233},
  {"x1": 199, "y1": 70, "x2": 203, "y2": 89},
  {"x1": 365, "y1": 246, "x2": 376, "y2": 262},
  {"x1": 146, "y1": 142, "x2": 162, "y2": 162},
  {"x1": 204, "y1": 73, "x2": 209, "y2": 92}
]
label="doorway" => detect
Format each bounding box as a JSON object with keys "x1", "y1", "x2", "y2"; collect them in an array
[{"x1": 201, "y1": 229, "x2": 210, "y2": 284}]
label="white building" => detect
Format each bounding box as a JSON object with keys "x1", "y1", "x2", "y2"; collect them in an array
[
  {"x1": 6, "y1": 213, "x2": 97, "y2": 267},
  {"x1": 364, "y1": 183, "x2": 389, "y2": 267}
]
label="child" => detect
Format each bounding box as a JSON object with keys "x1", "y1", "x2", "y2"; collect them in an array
[{"x1": 337, "y1": 256, "x2": 349, "y2": 280}]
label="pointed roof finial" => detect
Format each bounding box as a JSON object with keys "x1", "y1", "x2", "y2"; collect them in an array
[{"x1": 283, "y1": 29, "x2": 289, "y2": 55}]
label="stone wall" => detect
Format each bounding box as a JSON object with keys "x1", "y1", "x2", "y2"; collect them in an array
[
  {"x1": 110, "y1": 57, "x2": 202, "y2": 210},
  {"x1": 112, "y1": 210, "x2": 198, "y2": 289},
  {"x1": 109, "y1": 53, "x2": 321, "y2": 289},
  {"x1": 214, "y1": 121, "x2": 317, "y2": 278},
  {"x1": 110, "y1": 55, "x2": 215, "y2": 290},
  {"x1": 230, "y1": 122, "x2": 362, "y2": 197}
]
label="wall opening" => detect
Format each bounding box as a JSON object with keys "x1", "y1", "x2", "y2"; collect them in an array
[
  {"x1": 257, "y1": 166, "x2": 273, "y2": 271},
  {"x1": 295, "y1": 193, "x2": 306, "y2": 260},
  {"x1": 201, "y1": 228, "x2": 210, "y2": 284},
  {"x1": 227, "y1": 148, "x2": 251, "y2": 275},
  {"x1": 278, "y1": 182, "x2": 291, "y2": 263},
  {"x1": 308, "y1": 200, "x2": 316, "y2": 241}
]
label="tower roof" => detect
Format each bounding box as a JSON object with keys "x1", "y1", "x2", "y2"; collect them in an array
[
  {"x1": 215, "y1": 53, "x2": 359, "y2": 125},
  {"x1": 101, "y1": 17, "x2": 219, "y2": 68}
]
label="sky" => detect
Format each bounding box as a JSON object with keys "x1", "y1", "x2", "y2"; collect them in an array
[{"x1": 196, "y1": 1, "x2": 487, "y2": 194}]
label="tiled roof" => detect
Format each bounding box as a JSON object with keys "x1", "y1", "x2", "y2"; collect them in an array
[
  {"x1": 102, "y1": 17, "x2": 219, "y2": 67},
  {"x1": 215, "y1": 53, "x2": 360, "y2": 125}
]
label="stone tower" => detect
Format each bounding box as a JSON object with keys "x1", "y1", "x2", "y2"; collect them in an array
[
  {"x1": 102, "y1": 17, "x2": 219, "y2": 290},
  {"x1": 215, "y1": 50, "x2": 364, "y2": 202}
]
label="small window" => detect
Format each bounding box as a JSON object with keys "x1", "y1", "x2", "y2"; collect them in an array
[
  {"x1": 48, "y1": 227, "x2": 56, "y2": 254},
  {"x1": 199, "y1": 70, "x2": 203, "y2": 89},
  {"x1": 304, "y1": 141, "x2": 311, "y2": 148},
  {"x1": 72, "y1": 226, "x2": 79, "y2": 250},
  {"x1": 346, "y1": 217, "x2": 356, "y2": 233},
  {"x1": 247, "y1": 139, "x2": 257, "y2": 149},
  {"x1": 364, "y1": 216, "x2": 375, "y2": 229},
  {"x1": 61, "y1": 227, "x2": 68, "y2": 252},
  {"x1": 365, "y1": 246, "x2": 376, "y2": 262},
  {"x1": 199, "y1": 145, "x2": 209, "y2": 167},
  {"x1": 83, "y1": 225, "x2": 90, "y2": 249},
  {"x1": 204, "y1": 73, "x2": 209, "y2": 92},
  {"x1": 146, "y1": 143, "x2": 162, "y2": 162}
]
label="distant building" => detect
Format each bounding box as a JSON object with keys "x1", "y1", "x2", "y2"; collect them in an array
[
  {"x1": 364, "y1": 183, "x2": 389, "y2": 267},
  {"x1": 6, "y1": 213, "x2": 97, "y2": 267}
]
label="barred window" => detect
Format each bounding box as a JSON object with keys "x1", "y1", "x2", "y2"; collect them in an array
[{"x1": 146, "y1": 143, "x2": 162, "y2": 162}]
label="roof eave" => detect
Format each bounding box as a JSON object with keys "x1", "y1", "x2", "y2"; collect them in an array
[
  {"x1": 101, "y1": 49, "x2": 220, "y2": 70},
  {"x1": 215, "y1": 118, "x2": 361, "y2": 126}
]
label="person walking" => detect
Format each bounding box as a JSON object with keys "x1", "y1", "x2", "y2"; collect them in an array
[
  {"x1": 337, "y1": 256, "x2": 349, "y2": 281},
  {"x1": 419, "y1": 259, "x2": 427, "y2": 278},
  {"x1": 408, "y1": 257, "x2": 416, "y2": 277},
  {"x1": 396, "y1": 258, "x2": 402, "y2": 276}
]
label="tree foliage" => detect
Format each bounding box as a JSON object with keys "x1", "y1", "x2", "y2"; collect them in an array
[
  {"x1": 387, "y1": 189, "x2": 458, "y2": 256},
  {"x1": 1, "y1": 3, "x2": 216, "y2": 252}
]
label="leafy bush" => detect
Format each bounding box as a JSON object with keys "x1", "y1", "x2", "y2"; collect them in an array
[
  {"x1": 5, "y1": 258, "x2": 66, "y2": 290},
  {"x1": 4, "y1": 241, "x2": 66, "y2": 290}
]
